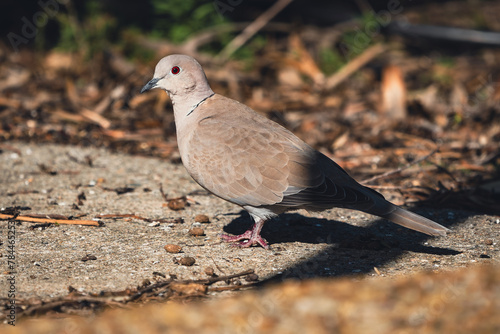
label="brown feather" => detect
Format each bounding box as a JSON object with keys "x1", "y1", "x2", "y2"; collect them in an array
[{"x1": 143, "y1": 55, "x2": 450, "y2": 242}]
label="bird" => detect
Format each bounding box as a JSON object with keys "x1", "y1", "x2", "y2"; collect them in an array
[{"x1": 141, "y1": 54, "x2": 449, "y2": 249}]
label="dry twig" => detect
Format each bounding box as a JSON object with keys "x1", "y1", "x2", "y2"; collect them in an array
[
  {"x1": 0, "y1": 213, "x2": 101, "y2": 226},
  {"x1": 0, "y1": 269, "x2": 256, "y2": 320},
  {"x1": 217, "y1": 0, "x2": 294, "y2": 62},
  {"x1": 361, "y1": 147, "x2": 439, "y2": 184},
  {"x1": 325, "y1": 43, "x2": 385, "y2": 90}
]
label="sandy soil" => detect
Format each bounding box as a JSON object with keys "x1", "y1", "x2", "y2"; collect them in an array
[{"x1": 0, "y1": 143, "x2": 498, "y2": 300}]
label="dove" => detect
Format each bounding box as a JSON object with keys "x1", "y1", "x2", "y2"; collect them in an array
[{"x1": 141, "y1": 54, "x2": 449, "y2": 249}]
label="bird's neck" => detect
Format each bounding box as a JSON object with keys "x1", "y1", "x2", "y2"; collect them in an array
[
  {"x1": 171, "y1": 90, "x2": 215, "y2": 166},
  {"x1": 171, "y1": 89, "x2": 214, "y2": 119}
]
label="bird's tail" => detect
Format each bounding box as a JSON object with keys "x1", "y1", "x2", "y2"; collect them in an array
[{"x1": 381, "y1": 204, "x2": 450, "y2": 236}]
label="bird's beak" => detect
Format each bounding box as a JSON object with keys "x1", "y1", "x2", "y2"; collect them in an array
[{"x1": 140, "y1": 77, "x2": 160, "y2": 93}]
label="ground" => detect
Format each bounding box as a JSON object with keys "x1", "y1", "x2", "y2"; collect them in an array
[{"x1": 0, "y1": 143, "x2": 497, "y2": 303}]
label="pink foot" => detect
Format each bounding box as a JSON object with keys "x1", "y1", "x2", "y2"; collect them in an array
[
  {"x1": 220, "y1": 230, "x2": 253, "y2": 242},
  {"x1": 220, "y1": 220, "x2": 269, "y2": 249},
  {"x1": 220, "y1": 231, "x2": 269, "y2": 249}
]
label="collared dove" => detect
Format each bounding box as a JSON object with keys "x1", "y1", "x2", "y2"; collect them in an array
[{"x1": 141, "y1": 54, "x2": 449, "y2": 249}]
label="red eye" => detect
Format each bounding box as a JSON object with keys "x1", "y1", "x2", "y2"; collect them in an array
[{"x1": 171, "y1": 66, "x2": 180, "y2": 75}]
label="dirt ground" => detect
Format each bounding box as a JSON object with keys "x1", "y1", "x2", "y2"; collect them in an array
[{"x1": 0, "y1": 142, "x2": 498, "y2": 302}]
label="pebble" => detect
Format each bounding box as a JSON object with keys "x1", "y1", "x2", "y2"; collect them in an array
[
  {"x1": 167, "y1": 198, "x2": 186, "y2": 210},
  {"x1": 164, "y1": 244, "x2": 182, "y2": 253},
  {"x1": 244, "y1": 273, "x2": 259, "y2": 282},
  {"x1": 189, "y1": 227, "x2": 205, "y2": 236},
  {"x1": 179, "y1": 256, "x2": 196, "y2": 266},
  {"x1": 81, "y1": 254, "x2": 97, "y2": 262},
  {"x1": 204, "y1": 267, "x2": 215, "y2": 276},
  {"x1": 194, "y1": 214, "x2": 210, "y2": 223}
]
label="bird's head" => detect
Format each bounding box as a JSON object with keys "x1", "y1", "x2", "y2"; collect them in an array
[{"x1": 141, "y1": 54, "x2": 213, "y2": 100}]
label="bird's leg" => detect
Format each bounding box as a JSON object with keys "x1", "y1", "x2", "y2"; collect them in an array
[{"x1": 220, "y1": 218, "x2": 269, "y2": 249}]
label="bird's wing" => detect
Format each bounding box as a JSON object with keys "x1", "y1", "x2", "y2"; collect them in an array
[
  {"x1": 276, "y1": 152, "x2": 378, "y2": 211},
  {"x1": 184, "y1": 96, "x2": 378, "y2": 211},
  {"x1": 184, "y1": 96, "x2": 323, "y2": 207}
]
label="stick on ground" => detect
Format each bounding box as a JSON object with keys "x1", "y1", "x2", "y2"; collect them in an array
[
  {"x1": 361, "y1": 148, "x2": 438, "y2": 184},
  {"x1": 0, "y1": 213, "x2": 101, "y2": 226}
]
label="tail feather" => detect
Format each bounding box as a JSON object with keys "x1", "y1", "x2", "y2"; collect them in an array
[{"x1": 381, "y1": 205, "x2": 450, "y2": 236}]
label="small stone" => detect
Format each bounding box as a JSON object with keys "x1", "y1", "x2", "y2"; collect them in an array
[
  {"x1": 204, "y1": 267, "x2": 215, "y2": 276},
  {"x1": 81, "y1": 254, "x2": 97, "y2": 262},
  {"x1": 115, "y1": 187, "x2": 135, "y2": 195},
  {"x1": 167, "y1": 197, "x2": 186, "y2": 210},
  {"x1": 244, "y1": 273, "x2": 259, "y2": 282},
  {"x1": 152, "y1": 271, "x2": 166, "y2": 278},
  {"x1": 179, "y1": 256, "x2": 196, "y2": 266},
  {"x1": 188, "y1": 227, "x2": 205, "y2": 236},
  {"x1": 164, "y1": 244, "x2": 182, "y2": 253},
  {"x1": 163, "y1": 217, "x2": 184, "y2": 225},
  {"x1": 194, "y1": 214, "x2": 210, "y2": 223}
]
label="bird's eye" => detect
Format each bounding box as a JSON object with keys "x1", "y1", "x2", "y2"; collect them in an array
[{"x1": 171, "y1": 66, "x2": 180, "y2": 75}]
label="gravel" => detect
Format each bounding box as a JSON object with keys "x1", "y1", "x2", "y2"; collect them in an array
[{"x1": 0, "y1": 143, "x2": 498, "y2": 299}]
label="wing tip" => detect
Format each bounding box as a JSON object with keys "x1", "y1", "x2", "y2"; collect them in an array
[{"x1": 384, "y1": 206, "x2": 451, "y2": 237}]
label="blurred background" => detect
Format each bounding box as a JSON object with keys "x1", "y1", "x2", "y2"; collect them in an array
[{"x1": 0, "y1": 0, "x2": 499, "y2": 213}]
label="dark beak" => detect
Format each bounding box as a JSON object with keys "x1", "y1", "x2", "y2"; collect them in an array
[{"x1": 140, "y1": 78, "x2": 160, "y2": 93}]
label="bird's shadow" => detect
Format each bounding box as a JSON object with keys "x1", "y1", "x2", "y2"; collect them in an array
[{"x1": 223, "y1": 209, "x2": 463, "y2": 283}]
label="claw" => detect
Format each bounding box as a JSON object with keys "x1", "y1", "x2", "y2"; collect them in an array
[
  {"x1": 219, "y1": 218, "x2": 269, "y2": 249},
  {"x1": 237, "y1": 236, "x2": 269, "y2": 249},
  {"x1": 220, "y1": 230, "x2": 253, "y2": 243}
]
